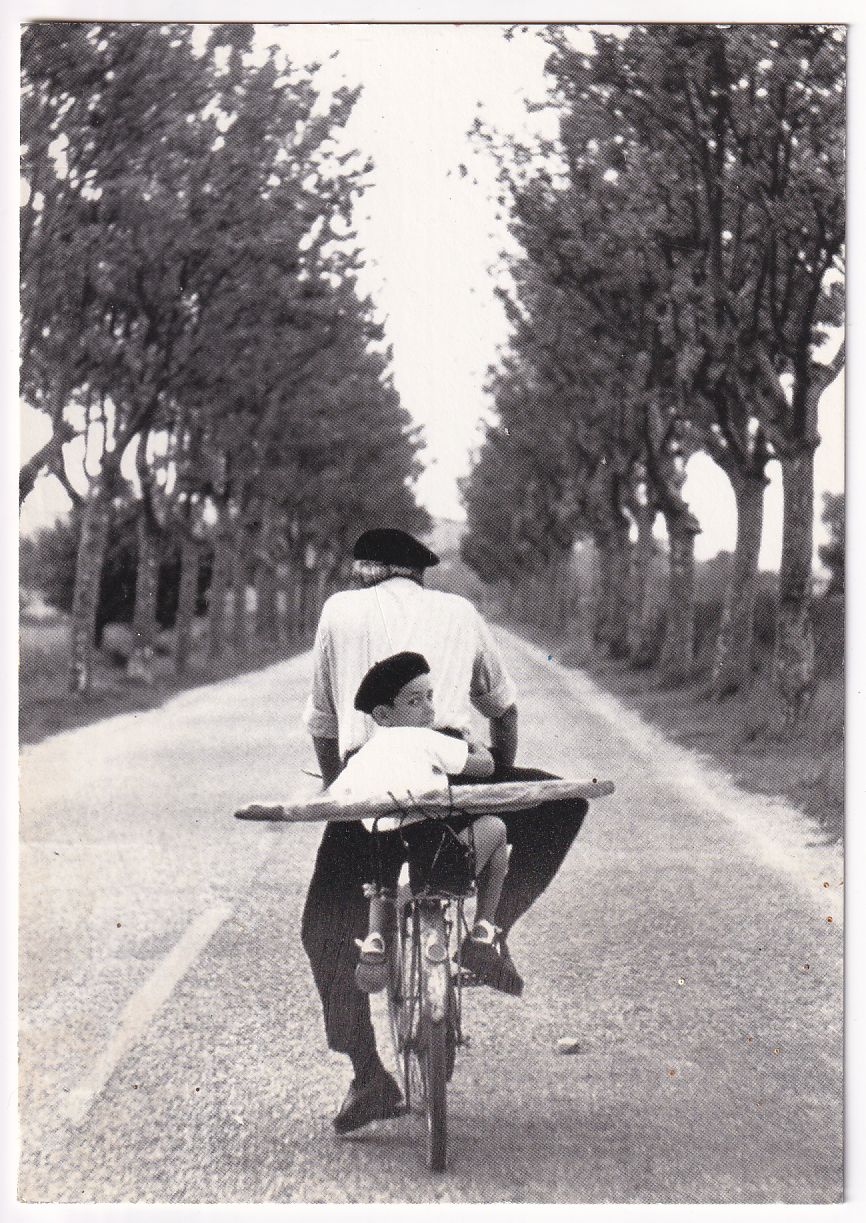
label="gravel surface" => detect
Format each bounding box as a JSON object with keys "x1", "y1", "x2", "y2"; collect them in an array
[{"x1": 18, "y1": 630, "x2": 843, "y2": 1203}]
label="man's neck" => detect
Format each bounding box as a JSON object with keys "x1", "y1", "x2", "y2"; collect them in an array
[{"x1": 366, "y1": 573, "x2": 424, "y2": 589}]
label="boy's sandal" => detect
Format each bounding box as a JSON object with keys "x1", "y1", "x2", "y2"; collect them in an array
[
  {"x1": 354, "y1": 933, "x2": 386, "y2": 963},
  {"x1": 354, "y1": 934, "x2": 389, "y2": 994}
]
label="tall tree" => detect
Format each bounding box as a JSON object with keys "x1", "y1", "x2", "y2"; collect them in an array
[
  {"x1": 21, "y1": 24, "x2": 409, "y2": 689},
  {"x1": 21, "y1": 24, "x2": 224, "y2": 690},
  {"x1": 473, "y1": 97, "x2": 702, "y2": 668},
  {"x1": 543, "y1": 24, "x2": 844, "y2": 714}
]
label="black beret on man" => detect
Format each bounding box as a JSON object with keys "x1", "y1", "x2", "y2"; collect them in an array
[
  {"x1": 353, "y1": 528, "x2": 439, "y2": 569},
  {"x1": 354, "y1": 651, "x2": 431, "y2": 715}
]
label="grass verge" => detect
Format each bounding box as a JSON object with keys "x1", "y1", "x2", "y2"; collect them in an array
[
  {"x1": 499, "y1": 613, "x2": 843, "y2": 844},
  {"x1": 19, "y1": 616, "x2": 310, "y2": 747}
]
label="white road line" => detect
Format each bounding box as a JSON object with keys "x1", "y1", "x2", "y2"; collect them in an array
[
  {"x1": 504, "y1": 629, "x2": 844, "y2": 922},
  {"x1": 62, "y1": 904, "x2": 233, "y2": 1127}
]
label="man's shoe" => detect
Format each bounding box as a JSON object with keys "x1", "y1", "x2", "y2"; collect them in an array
[
  {"x1": 459, "y1": 934, "x2": 500, "y2": 978},
  {"x1": 495, "y1": 933, "x2": 524, "y2": 997},
  {"x1": 459, "y1": 930, "x2": 524, "y2": 997},
  {"x1": 492, "y1": 932, "x2": 525, "y2": 997},
  {"x1": 332, "y1": 1070, "x2": 403, "y2": 1134}
]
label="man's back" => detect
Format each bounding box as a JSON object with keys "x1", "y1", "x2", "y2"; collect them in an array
[{"x1": 303, "y1": 577, "x2": 516, "y2": 758}]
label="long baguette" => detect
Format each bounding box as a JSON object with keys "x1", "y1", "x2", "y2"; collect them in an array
[{"x1": 234, "y1": 777, "x2": 615, "y2": 824}]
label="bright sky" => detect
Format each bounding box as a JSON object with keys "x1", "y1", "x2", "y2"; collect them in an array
[
  {"x1": 18, "y1": 21, "x2": 845, "y2": 572},
  {"x1": 252, "y1": 23, "x2": 572, "y2": 521}
]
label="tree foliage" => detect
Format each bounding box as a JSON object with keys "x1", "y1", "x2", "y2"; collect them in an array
[
  {"x1": 462, "y1": 23, "x2": 844, "y2": 712},
  {"x1": 20, "y1": 22, "x2": 429, "y2": 687},
  {"x1": 818, "y1": 492, "x2": 844, "y2": 595}
]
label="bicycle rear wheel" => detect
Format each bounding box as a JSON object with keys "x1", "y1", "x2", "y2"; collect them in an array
[{"x1": 389, "y1": 896, "x2": 453, "y2": 1170}]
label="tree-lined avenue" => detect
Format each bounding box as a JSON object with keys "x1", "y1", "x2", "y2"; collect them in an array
[{"x1": 19, "y1": 630, "x2": 841, "y2": 1203}]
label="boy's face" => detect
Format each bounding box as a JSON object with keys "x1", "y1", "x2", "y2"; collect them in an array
[{"x1": 375, "y1": 672, "x2": 435, "y2": 729}]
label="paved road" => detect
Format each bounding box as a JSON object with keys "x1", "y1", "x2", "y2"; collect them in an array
[{"x1": 18, "y1": 629, "x2": 843, "y2": 1203}]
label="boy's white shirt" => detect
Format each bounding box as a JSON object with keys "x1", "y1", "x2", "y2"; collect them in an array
[{"x1": 326, "y1": 725, "x2": 469, "y2": 831}]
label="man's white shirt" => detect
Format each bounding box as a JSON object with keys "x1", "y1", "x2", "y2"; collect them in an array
[
  {"x1": 326, "y1": 726, "x2": 469, "y2": 831},
  {"x1": 302, "y1": 577, "x2": 517, "y2": 759}
]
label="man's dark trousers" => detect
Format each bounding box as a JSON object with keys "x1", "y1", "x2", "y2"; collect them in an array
[{"x1": 300, "y1": 762, "x2": 589, "y2": 1065}]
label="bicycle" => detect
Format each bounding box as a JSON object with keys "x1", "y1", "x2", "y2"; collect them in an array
[
  {"x1": 236, "y1": 774, "x2": 615, "y2": 1173},
  {"x1": 371, "y1": 801, "x2": 479, "y2": 1172}
]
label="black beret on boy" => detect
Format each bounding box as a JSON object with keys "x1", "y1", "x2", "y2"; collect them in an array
[
  {"x1": 354, "y1": 651, "x2": 431, "y2": 715},
  {"x1": 353, "y1": 528, "x2": 439, "y2": 569}
]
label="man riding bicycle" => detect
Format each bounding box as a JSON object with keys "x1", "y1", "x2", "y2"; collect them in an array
[{"x1": 301, "y1": 527, "x2": 589, "y2": 1134}]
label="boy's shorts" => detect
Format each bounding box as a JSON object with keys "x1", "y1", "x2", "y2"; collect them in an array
[{"x1": 367, "y1": 817, "x2": 476, "y2": 896}]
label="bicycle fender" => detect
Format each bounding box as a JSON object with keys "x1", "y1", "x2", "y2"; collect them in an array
[{"x1": 418, "y1": 906, "x2": 450, "y2": 1025}]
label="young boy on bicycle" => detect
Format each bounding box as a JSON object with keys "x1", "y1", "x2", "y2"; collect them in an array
[{"x1": 327, "y1": 650, "x2": 522, "y2": 996}]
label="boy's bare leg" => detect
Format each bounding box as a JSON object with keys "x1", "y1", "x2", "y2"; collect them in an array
[
  {"x1": 367, "y1": 894, "x2": 386, "y2": 938},
  {"x1": 460, "y1": 815, "x2": 508, "y2": 927},
  {"x1": 355, "y1": 890, "x2": 390, "y2": 995}
]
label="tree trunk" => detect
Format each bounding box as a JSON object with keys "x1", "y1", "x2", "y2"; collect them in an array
[
  {"x1": 502, "y1": 577, "x2": 518, "y2": 619},
  {"x1": 659, "y1": 512, "x2": 700, "y2": 682},
  {"x1": 298, "y1": 569, "x2": 314, "y2": 636},
  {"x1": 230, "y1": 540, "x2": 248, "y2": 657},
  {"x1": 255, "y1": 560, "x2": 278, "y2": 642},
  {"x1": 69, "y1": 468, "x2": 116, "y2": 694},
  {"x1": 602, "y1": 524, "x2": 632, "y2": 658},
  {"x1": 628, "y1": 503, "x2": 657, "y2": 667},
  {"x1": 518, "y1": 573, "x2": 533, "y2": 623},
  {"x1": 551, "y1": 551, "x2": 568, "y2": 631},
  {"x1": 322, "y1": 566, "x2": 340, "y2": 605},
  {"x1": 281, "y1": 563, "x2": 300, "y2": 641},
  {"x1": 208, "y1": 528, "x2": 231, "y2": 660},
  {"x1": 773, "y1": 448, "x2": 817, "y2": 725},
  {"x1": 126, "y1": 512, "x2": 161, "y2": 684},
  {"x1": 174, "y1": 536, "x2": 200, "y2": 676},
  {"x1": 592, "y1": 533, "x2": 614, "y2": 646},
  {"x1": 19, "y1": 420, "x2": 76, "y2": 506},
  {"x1": 712, "y1": 473, "x2": 766, "y2": 698},
  {"x1": 315, "y1": 567, "x2": 329, "y2": 623},
  {"x1": 560, "y1": 549, "x2": 581, "y2": 633},
  {"x1": 275, "y1": 585, "x2": 287, "y2": 645},
  {"x1": 526, "y1": 569, "x2": 542, "y2": 626}
]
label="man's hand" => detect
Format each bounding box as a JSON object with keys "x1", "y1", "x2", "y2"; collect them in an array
[
  {"x1": 489, "y1": 704, "x2": 518, "y2": 770},
  {"x1": 463, "y1": 739, "x2": 495, "y2": 778},
  {"x1": 312, "y1": 736, "x2": 342, "y2": 789}
]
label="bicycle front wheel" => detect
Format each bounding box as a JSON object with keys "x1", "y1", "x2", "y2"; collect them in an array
[{"x1": 424, "y1": 1017, "x2": 448, "y2": 1172}]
